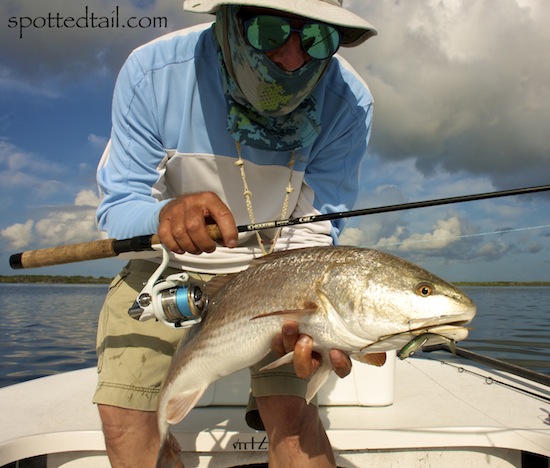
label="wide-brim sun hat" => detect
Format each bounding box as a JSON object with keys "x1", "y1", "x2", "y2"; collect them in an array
[{"x1": 183, "y1": 0, "x2": 377, "y2": 47}]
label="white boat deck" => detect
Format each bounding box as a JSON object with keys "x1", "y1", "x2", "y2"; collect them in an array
[{"x1": 1, "y1": 352, "x2": 549, "y2": 467}]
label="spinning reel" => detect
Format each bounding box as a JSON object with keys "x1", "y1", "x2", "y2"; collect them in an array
[{"x1": 128, "y1": 246, "x2": 208, "y2": 328}]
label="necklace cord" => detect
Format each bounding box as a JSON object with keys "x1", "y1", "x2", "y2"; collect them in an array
[{"x1": 235, "y1": 141, "x2": 295, "y2": 255}]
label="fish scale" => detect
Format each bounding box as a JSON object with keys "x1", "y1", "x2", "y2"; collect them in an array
[{"x1": 155, "y1": 245, "x2": 476, "y2": 467}]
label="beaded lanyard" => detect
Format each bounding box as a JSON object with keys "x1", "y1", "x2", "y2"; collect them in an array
[{"x1": 234, "y1": 141, "x2": 295, "y2": 255}]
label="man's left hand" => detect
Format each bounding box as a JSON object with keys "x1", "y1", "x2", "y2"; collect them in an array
[{"x1": 271, "y1": 321, "x2": 352, "y2": 379}]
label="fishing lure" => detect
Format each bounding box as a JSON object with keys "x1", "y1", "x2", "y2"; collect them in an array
[{"x1": 398, "y1": 333, "x2": 457, "y2": 360}]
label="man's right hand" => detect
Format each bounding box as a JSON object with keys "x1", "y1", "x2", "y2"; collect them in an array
[{"x1": 158, "y1": 192, "x2": 238, "y2": 255}]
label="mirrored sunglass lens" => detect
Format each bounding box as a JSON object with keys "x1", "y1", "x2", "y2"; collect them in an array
[
  {"x1": 302, "y1": 24, "x2": 340, "y2": 59},
  {"x1": 245, "y1": 16, "x2": 340, "y2": 59},
  {"x1": 247, "y1": 16, "x2": 290, "y2": 51}
]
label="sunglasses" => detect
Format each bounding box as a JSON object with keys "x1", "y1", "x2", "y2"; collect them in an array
[{"x1": 241, "y1": 15, "x2": 341, "y2": 60}]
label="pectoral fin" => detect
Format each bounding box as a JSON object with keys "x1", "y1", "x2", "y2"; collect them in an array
[
  {"x1": 305, "y1": 359, "x2": 332, "y2": 404},
  {"x1": 252, "y1": 306, "x2": 318, "y2": 321},
  {"x1": 259, "y1": 352, "x2": 295, "y2": 371},
  {"x1": 260, "y1": 352, "x2": 341, "y2": 404},
  {"x1": 166, "y1": 385, "x2": 208, "y2": 424}
]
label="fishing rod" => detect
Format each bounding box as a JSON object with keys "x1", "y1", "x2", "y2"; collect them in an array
[
  {"x1": 239, "y1": 183, "x2": 550, "y2": 233},
  {"x1": 9, "y1": 183, "x2": 550, "y2": 269}
]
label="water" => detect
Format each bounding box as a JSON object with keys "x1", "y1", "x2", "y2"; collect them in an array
[
  {"x1": 0, "y1": 283, "x2": 549, "y2": 388},
  {"x1": 0, "y1": 283, "x2": 107, "y2": 388},
  {"x1": 460, "y1": 286, "x2": 550, "y2": 375}
]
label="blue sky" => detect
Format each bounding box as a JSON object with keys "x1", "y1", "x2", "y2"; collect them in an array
[{"x1": 1, "y1": 0, "x2": 549, "y2": 281}]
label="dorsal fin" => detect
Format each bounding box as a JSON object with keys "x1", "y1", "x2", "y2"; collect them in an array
[
  {"x1": 244, "y1": 247, "x2": 319, "y2": 271},
  {"x1": 205, "y1": 248, "x2": 314, "y2": 295},
  {"x1": 205, "y1": 273, "x2": 238, "y2": 296}
]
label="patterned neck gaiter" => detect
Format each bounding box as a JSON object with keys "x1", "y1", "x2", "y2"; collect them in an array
[{"x1": 215, "y1": 6, "x2": 329, "y2": 151}]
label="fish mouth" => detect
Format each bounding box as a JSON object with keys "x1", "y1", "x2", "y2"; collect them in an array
[
  {"x1": 361, "y1": 319, "x2": 472, "y2": 354},
  {"x1": 407, "y1": 312, "x2": 474, "y2": 331}
]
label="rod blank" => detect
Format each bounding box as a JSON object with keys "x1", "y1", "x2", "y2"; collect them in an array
[{"x1": 239, "y1": 184, "x2": 550, "y2": 232}]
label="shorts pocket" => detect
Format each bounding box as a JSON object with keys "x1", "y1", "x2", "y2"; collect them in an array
[{"x1": 96, "y1": 268, "x2": 131, "y2": 373}]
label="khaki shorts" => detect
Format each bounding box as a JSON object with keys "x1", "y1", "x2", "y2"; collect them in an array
[{"x1": 93, "y1": 259, "x2": 313, "y2": 430}]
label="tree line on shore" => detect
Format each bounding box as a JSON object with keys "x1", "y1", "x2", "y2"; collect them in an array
[
  {"x1": 0, "y1": 275, "x2": 549, "y2": 287},
  {"x1": 0, "y1": 275, "x2": 112, "y2": 284}
]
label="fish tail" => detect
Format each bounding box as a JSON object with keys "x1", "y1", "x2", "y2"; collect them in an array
[{"x1": 156, "y1": 432, "x2": 182, "y2": 468}]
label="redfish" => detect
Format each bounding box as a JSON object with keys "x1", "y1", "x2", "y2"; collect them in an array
[{"x1": 156, "y1": 246, "x2": 476, "y2": 467}]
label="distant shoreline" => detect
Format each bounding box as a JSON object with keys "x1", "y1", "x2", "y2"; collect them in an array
[
  {"x1": 1, "y1": 275, "x2": 549, "y2": 287},
  {"x1": 0, "y1": 275, "x2": 113, "y2": 284},
  {"x1": 456, "y1": 281, "x2": 550, "y2": 287}
]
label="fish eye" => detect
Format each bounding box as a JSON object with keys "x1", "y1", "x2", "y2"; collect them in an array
[{"x1": 415, "y1": 283, "x2": 434, "y2": 297}]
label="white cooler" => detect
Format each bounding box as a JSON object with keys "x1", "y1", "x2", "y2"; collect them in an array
[{"x1": 196, "y1": 350, "x2": 396, "y2": 407}]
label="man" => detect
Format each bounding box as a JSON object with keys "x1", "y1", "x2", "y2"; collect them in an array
[{"x1": 94, "y1": 1, "x2": 376, "y2": 466}]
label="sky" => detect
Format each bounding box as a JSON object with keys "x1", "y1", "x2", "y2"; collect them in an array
[{"x1": 0, "y1": 0, "x2": 549, "y2": 281}]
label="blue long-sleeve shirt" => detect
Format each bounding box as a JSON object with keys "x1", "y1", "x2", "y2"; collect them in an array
[{"x1": 97, "y1": 23, "x2": 373, "y2": 273}]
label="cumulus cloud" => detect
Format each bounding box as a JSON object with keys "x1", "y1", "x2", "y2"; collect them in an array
[
  {"x1": 342, "y1": 0, "x2": 550, "y2": 188},
  {"x1": 74, "y1": 189, "x2": 101, "y2": 207},
  {"x1": 34, "y1": 209, "x2": 99, "y2": 247},
  {"x1": 4, "y1": 0, "x2": 548, "y2": 189},
  {"x1": 0, "y1": 140, "x2": 66, "y2": 196},
  {"x1": 345, "y1": 212, "x2": 497, "y2": 265},
  {"x1": 473, "y1": 239, "x2": 509, "y2": 261},
  {"x1": 339, "y1": 160, "x2": 549, "y2": 264},
  {"x1": 0, "y1": 190, "x2": 101, "y2": 250},
  {"x1": 395, "y1": 216, "x2": 463, "y2": 252},
  {"x1": 2, "y1": 0, "x2": 548, "y2": 278},
  {"x1": 88, "y1": 133, "x2": 108, "y2": 149},
  {"x1": 0, "y1": 220, "x2": 34, "y2": 250},
  {"x1": 339, "y1": 227, "x2": 365, "y2": 246}
]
